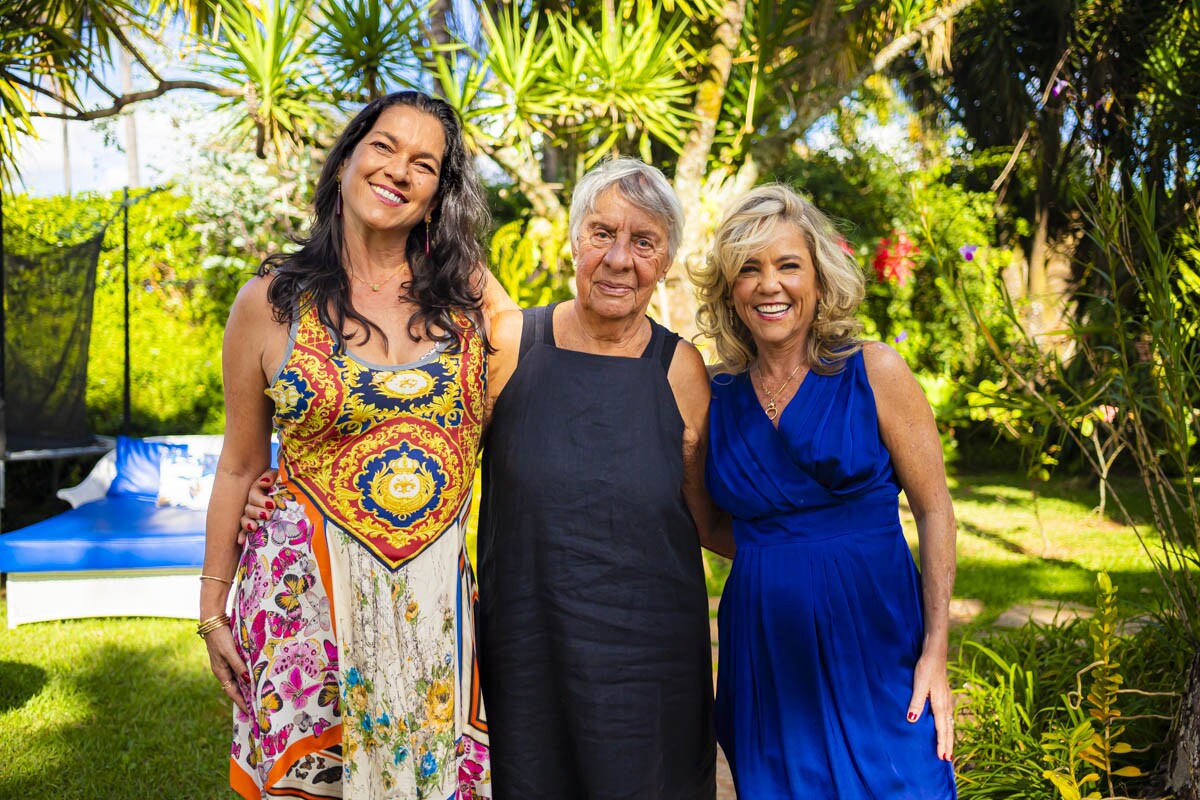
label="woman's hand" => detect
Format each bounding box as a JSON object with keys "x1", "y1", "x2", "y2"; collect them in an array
[
  {"x1": 204, "y1": 625, "x2": 251, "y2": 715},
  {"x1": 238, "y1": 468, "x2": 282, "y2": 545},
  {"x1": 907, "y1": 649, "x2": 954, "y2": 761}
]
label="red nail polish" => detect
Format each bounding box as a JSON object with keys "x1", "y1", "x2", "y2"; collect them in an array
[
  {"x1": 265, "y1": 500, "x2": 275, "y2": 510},
  {"x1": 242, "y1": 672, "x2": 250, "y2": 682},
  {"x1": 259, "y1": 511, "x2": 268, "y2": 520},
  {"x1": 246, "y1": 520, "x2": 256, "y2": 531},
  {"x1": 907, "y1": 711, "x2": 917, "y2": 722}
]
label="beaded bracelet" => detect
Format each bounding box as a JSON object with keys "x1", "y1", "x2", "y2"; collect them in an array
[{"x1": 196, "y1": 613, "x2": 231, "y2": 639}]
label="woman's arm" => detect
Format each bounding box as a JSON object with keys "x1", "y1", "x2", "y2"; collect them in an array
[
  {"x1": 863, "y1": 341, "x2": 956, "y2": 762},
  {"x1": 481, "y1": 268, "x2": 520, "y2": 334},
  {"x1": 668, "y1": 341, "x2": 736, "y2": 559},
  {"x1": 200, "y1": 276, "x2": 281, "y2": 713},
  {"x1": 482, "y1": 307, "x2": 523, "y2": 431}
]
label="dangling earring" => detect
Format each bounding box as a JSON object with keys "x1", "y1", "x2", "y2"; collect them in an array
[
  {"x1": 335, "y1": 177, "x2": 343, "y2": 217},
  {"x1": 424, "y1": 212, "x2": 433, "y2": 255}
]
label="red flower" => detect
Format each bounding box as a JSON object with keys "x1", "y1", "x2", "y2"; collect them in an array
[{"x1": 872, "y1": 231, "x2": 919, "y2": 286}]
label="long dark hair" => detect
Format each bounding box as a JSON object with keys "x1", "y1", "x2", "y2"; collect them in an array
[{"x1": 260, "y1": 91, "x2": 491, "y2": 353}]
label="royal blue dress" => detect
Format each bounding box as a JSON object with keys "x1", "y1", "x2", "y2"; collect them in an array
[{"x1": 706, "y1": 350, "x2": 956, "y2": 799}]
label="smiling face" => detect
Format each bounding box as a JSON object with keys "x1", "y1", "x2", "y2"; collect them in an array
[
  {"x1": 730, "y1": 222, "x2": 823, "y2": 353},
  {"x1": 339, "y1": 104, "x2": 446, "y2": 244},
  {"x1": 572, "y1": 189, "x2": 670, "y2": 325}
]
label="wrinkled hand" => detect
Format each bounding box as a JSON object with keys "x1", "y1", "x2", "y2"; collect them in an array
[
  {"x1": 204, "y1": 625, "x2": 250, "y2": 714},
  {"x1": 907, "y1": 650, "x2": 954, "y2": 761},
  {"x1": 237, "y1": 468, "x2": 282, "y2": 546}
]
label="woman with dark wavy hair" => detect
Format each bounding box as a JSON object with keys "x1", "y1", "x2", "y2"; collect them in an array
[{"x1": 199, "y1": 91, "x2": 500, "y2": 799}]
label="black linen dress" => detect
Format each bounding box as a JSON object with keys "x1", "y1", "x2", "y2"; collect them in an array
[{"x1": 478, "y1": 303, "x2": 716, "y2": 800}]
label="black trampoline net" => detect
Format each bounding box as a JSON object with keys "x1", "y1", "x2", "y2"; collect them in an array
[{"x1": 3, "y1": 223, "x2": 103, "y2": 452}]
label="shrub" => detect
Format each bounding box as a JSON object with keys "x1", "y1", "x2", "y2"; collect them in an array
[{"x1": 953, "y1": 573, "x2": 1184, "y2": 799}]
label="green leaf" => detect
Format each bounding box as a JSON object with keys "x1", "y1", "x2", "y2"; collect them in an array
[{"x1": 1042, "y1": 771, "x2": 1082, "y2": 800}]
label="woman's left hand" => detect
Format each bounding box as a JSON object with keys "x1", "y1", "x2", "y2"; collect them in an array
[{"x1": 907, "y1": 650, "x2": 954, "y2": 761}]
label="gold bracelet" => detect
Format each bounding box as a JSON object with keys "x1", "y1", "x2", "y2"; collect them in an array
[
  {"x1": 196, "y1": 613, "x2": 231, "y2": 639},
  {"x1": 198, "y1": 574, "x2": 233, "y2": 585}
]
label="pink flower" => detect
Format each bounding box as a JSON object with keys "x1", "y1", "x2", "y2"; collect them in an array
[
  {"x1": 1095, "y1": 404, "x2": 1118, "y2": 424},
  {"x1": 872, "y1": 232, "x2": 919, "y2": 286},
  {"x1": 1051, "y1": 79, "x2": 1068, "y2": 98},
  {"x1": 958, "y1": 244, "x2": 978, "y2": 261}
]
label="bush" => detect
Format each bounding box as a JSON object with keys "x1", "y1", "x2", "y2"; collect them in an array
[
  {"x1": 6, "y1": 189, "x2": 243, "y2": 435},
  {"x1": 953, "y1": 574, "x2": 1185, "y2": 799}
]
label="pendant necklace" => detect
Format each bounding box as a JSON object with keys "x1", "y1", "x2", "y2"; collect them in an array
[
  {"x1": 757, "y1": 361, "x2": 804, "y2": 421},
  {"x1": 349, "y1": 263, "x2": 407, "y2": 293}
]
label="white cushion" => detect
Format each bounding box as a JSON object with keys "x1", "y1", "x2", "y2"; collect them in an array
[{"x1": 156, "y1": 450, "x2": 218, "y2": 510}]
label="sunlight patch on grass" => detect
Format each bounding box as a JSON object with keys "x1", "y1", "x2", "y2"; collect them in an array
[{"x1": 0, "y1": 598, "x2": 235, "y2": 799}]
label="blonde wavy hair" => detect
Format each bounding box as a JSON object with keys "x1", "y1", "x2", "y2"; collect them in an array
[{"x1": 692, "y1": 184, "x2": 865, "y2": 376}]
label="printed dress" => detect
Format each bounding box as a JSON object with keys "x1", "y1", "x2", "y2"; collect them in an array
[{"x1": 228, "y1": 302, "x2": 491, "y2": 800}]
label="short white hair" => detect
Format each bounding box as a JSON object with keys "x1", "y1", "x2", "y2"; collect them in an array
[{"x1": 569, "y1": 157, "x2": 684, "y2": 262}]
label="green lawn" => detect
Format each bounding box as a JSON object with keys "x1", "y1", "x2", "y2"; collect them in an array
[
  {"x1": 938, "y1": 472, "x2": 1171, "y2": 624},
  {"x1": 0, "y1": 469, "x2": 1185, "y2": 797},
  {"x1": 0, "y1": 601, "x2": 233, "y2": 799}
]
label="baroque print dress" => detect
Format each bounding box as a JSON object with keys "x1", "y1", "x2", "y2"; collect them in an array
[{"x1": 229, "y1": 302, "x2": 491, "y2": 799}]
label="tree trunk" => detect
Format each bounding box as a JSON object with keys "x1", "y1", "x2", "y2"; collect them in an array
[
  {"x1": 120, "y1": 47, "x2": 139, "y2": 188},
  {"x1": 664, "y1": 0, "x2": 747, "y2": 343},
  {"x1": 1168, "y1": 649, "x2": 1200, "y2": 799},
  {"x1": 1026, "y1": 201, "x2": 1051, "y2": 337}
]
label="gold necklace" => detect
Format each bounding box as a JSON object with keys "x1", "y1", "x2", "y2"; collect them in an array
[
  {"x1": 757, "y1": 362, "x2": 804, "y2": 421},
  {"x1": 349, "y1": 263, "x2": 407, "y2": 293}
]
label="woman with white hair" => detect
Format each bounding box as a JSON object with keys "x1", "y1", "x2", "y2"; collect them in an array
[{"x1": 477, "y1": 157, "x2": 718, "y2": 799}]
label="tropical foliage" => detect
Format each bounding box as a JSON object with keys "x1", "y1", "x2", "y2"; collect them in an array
[
  {"x1": 3, "y1": 0, "x2": 984, "y2": 335},
  {"x1": 952, "y1": 574, "x2": 1184, "y2": 800}
]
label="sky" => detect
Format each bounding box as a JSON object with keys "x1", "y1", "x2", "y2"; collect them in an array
[{"x1": 15, "y1": 92, "x2": 224, "y2": 197}]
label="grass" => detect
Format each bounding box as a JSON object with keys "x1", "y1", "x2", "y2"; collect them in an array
[
  {"x1": 0, "y1": 599, "x2": 233, "y2": 799},
  {"x1": 0, "y1": 469, "x2": 1187, "y2": 797},
  {"x1": 941, "y1": 471, "x2": 1171, "y2": 625}
]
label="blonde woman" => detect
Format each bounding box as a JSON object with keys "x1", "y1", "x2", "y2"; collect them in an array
[{"x1": 692, "y1": 184, "x2": 957, "y2": 798}]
